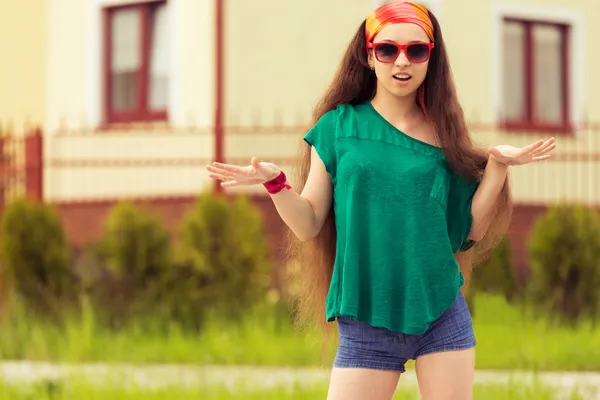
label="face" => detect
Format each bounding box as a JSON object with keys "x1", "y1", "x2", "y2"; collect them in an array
[{"x1": 368, "y1": 22, "x2": 432, "y2": 99}]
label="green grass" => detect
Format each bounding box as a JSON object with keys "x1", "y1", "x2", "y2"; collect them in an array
[
  {"x1": 0, "y1": 297, "x2": 327, "y2": 365},
  {"x1": 472, "y1": 294, "x2": 600, "y2": 371},
  {"x1": 0, "y1": 293, "x2": 599, "y2": 371},
  {"x1": 0, "y1": 379, "x2": 593, "y2": 400}
]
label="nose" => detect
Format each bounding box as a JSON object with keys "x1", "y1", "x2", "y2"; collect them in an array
[{"x1": 394, "y1": 50, "x2": 410, "y2": 66}]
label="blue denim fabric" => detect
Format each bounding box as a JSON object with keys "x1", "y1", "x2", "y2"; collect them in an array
[{"x1": 333, "y1": 291, "x2": 476, "y2": 373}]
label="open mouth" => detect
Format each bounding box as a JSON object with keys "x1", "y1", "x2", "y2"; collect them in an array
[{"x1": 393, "y1": 74, "x2": 412, "y2": 82}]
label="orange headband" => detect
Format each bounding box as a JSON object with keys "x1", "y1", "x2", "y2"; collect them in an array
[{"x1": 365, "y1": 1, "x2": 434, "y2": 46}]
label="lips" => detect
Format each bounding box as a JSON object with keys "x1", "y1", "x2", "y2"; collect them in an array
[{"x1": 393, "y1": 73, "x2": 412, "y2": 82}]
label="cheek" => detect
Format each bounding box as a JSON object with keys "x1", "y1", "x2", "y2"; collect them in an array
[
  {"x1": 374, "y1": 62, "x2": 392, "y2": 77},
  {"x1": 412, "y1": 63, "x2": 429, "y2": 85}
]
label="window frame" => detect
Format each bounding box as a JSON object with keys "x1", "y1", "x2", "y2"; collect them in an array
[
  {"x1": 103, "y1": 0, "x2": 168, "y2": 124},
  {"x1": 501, "y1": 18, "x2": 571, "y2": 133}
]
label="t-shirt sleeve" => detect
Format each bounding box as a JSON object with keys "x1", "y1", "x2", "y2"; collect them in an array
[
  {"x1": 303, "y1": 108, "x2": 338, "y2": 178},
  {"x1": 447, "y1": 176, "x2": 480, "y2": 253}
]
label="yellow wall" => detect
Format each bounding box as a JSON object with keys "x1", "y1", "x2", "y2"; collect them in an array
[
  {"x1": 221, "y1": 0, "x2": 372, "y2": 194},
  {"x1": 45, "y1": 0, "x2": 88, "y2": 132},
  {"x1": 0, "y1": 0, "x2": 46, "y2": 133},
  {"x1": 440, "y1": 0, "x2": 600, "y2": 204},
  {"x1": 178, "y1": 0, "x2": 214, "y2": 128},
  {"x1": 223, "y1": 0, "x2": 598, "y2": 128},
  {"x1": 224, "y1": 0, "x2": 373, "y2": 127},
  {"x1": 443, "y1": 0, "x2": 599, "y2": 124},
  {"x1": 26, "y1": 0, "x2": 600, "y2": 203},
  {"x1": 224, "y1": 0, "x2": 600, "y2": 203},
  {"x1": 45, "y1": 130, "x2": 213, "y2": 201},
  {"x1": 42, "y1": 0, "x2": 216, "y2": 201},
  {"x1": 41, "y1": 0, "x2": 600, "y2": 133}
]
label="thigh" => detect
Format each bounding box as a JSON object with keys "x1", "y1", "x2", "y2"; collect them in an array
[
  {"x1": 327, "y1": 367, "x2": 400, "y2": 400},
  {"x1": 413, "y1": 291, "x2": 476, "y2": 400},
  {"x1": 328, "y1": 316, "x2": 408, "y2": 400},
  {"x1": 415, "y1": 347, "x2": 475, "y2": 400},
  {"x1": 413, "y1": 290, "x2": 476, "y2": 359},
  {"x1": 333, "y1": 316, "x2": 409, "y2": 372}
]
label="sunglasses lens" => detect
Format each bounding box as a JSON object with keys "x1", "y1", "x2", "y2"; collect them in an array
[
  {"x1": 375, "y1": 43, "x2": 399, "y2": 63},
  {"x1": 406, "y1": 44, "x2": 430, "y2": 63}
]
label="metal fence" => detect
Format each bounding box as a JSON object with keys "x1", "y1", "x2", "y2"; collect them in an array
[{"x1": 1, "y1": 122, "x2": 599, "y2": 264}]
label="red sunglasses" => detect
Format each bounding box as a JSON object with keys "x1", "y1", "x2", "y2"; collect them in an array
[{"x1": 367, "y1": 41, "x2": 434, "y2": 64}]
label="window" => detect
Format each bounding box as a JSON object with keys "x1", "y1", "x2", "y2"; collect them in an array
[
  {"x1": 502, "y1": 19, "x2": 570, "y2": 132},
  {"x1": 104, "y1": 1, "x2": 169, "y2": 123}
]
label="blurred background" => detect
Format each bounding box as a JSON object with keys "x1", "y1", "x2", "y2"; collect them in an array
[{"x1": 0, "y1": 0, "x2": 599, "y2": 399}]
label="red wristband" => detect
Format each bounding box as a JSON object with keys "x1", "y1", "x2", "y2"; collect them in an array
[{"x1": 263, "y1": 171, "x2": 292, "y2": 194}]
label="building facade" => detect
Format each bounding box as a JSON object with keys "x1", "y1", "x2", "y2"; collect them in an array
[
  {"x1": 0, "y1": 0, "x2": 598, "y2": 267},
  {"x1": 0, "y1": 0, "x2": 47, "y2": 133}
]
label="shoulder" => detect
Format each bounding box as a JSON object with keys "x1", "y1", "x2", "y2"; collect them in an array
[
  {"x1": 309, "y1": 103, "x2": 358, "y2": 140},
  {"x1": 315, "y1": 103, "x2": 356, "y2": 123},
  {"x1": 318, "y1": 102, "x2": 371, "y2": 121}
]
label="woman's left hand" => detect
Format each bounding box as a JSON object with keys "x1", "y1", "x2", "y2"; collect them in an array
[{"x1": 488, "y1": 137, "x2": 556, "y2": 166}]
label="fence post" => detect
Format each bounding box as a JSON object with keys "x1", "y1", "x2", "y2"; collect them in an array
[{"x1": 25, "y1": 128, "x2": 43, "y2": 201}]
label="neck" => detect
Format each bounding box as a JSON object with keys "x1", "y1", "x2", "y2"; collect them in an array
[{"x1": 370, "y1": 86, "x2": 422, "y2": 123}]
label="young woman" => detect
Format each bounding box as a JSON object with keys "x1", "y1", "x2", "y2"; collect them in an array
[{"x1": 206, "y1": 2, "x2": 556, "y2": 399}]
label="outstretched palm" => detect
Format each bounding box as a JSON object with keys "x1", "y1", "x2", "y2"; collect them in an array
[
  {"x1": 206, "y1": 157, "x2": 281, "y2": 188},
  {"x1": 489, "y1": 137, "x2": 556, "y2": 166}
]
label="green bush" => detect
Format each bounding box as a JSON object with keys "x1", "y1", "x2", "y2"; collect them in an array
[
  {"x1": 0, "y1": 198, "x2": 76, "y2": 319},
  {"x1": 472, "y1": 237, "x2": 518, "y2": 300},
  {"x1": 92, "y1": 202, "x2": 172, "y2": 328},
  {"x1": 465, "y1": 237, "x2": 518, "y2": 316},
  {"x1": 176, "y1": 192, "x2": 271, "y2": 321},
  {"x1": 528, "y1": 203, "x2": 600, "y2": 325}
]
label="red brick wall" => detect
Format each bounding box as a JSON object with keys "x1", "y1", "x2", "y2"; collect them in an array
[
  {"x1": 54, "y1": 194, "x2": 289, "y2": 286},
  {"x1": 55, "y1": 197, "x2": 198, "y2": 248},
  {"x1": 507, "y1": 204, "x2": 548, "y2": 273},
  {"x1": 55, "y1": 196, "x2": 547, "y2": 280}
]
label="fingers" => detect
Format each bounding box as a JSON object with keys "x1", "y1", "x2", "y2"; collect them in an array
[
  {"x1": 532, "y1": 137, "x2": 555, "y2": 149},
  {"x1": 210, "y1": 161, "x2": 249, "y2": 175},
  {"x1": 532, "y1": 154, "x2": 552, "y2": 162},
  {"x1": 519, "y1": 139, "x2": 545, "y2": 155},
  {"x1": 488, "y1": 147, "x2": 503, "y2": 158},
  {"x1": 206, "y1": 157, "x2": 266, "y2": 188},
  {"x1": 206, "y1": 165, "x2": 235, "y2": 178},
  {"x1": 534, "y1": 143, "x2": 557, "y2": 155},
  {"x1": 206, "y1": 164, "x2": 238, "y2": 183},
  {"x1": 208, "y1": 172, "x2": 233, "y2": 182},
  {"x1": 220, "y1": 180, "x2": 242, "y2": 188},
  {"x1": 532, "y1": 139, "x2": 556, "y2": 155}
]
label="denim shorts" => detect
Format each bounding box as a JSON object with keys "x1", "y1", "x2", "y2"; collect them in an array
[{"x1": 333, "y1": 291, "x2": 475, "y2": 373}]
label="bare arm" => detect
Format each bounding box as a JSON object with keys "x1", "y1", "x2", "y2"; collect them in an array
[
  {"x1": 469, "y1": 137, "x2": 557, "y2": 241},
  {"x1": 468, "y1": 157, "x2": 508, "y2": 241},
  {"x1": 269, "y1": 147, "x2": 333, "y2": 241},
  {"x1": 206, "y1": 146, "x2": 333, "y2": 242}
]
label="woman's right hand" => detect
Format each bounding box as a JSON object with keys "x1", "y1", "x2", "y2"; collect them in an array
[{"x1": 206, "y1": 157, "x2": 282, "y2": 188}]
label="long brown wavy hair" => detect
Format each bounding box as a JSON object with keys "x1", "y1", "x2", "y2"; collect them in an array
[{"x1": 286, "y1": 8, "x2": 512, "y2": 332}]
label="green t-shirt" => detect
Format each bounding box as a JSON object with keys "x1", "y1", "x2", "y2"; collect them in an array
[{"x1": 303, "y1": 102, "x2": 479, "y2": 335}]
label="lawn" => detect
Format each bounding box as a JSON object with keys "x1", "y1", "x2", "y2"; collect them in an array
[
  {"x1": 472, "y1": 294, "x2": 600, "y2": 371},
  {"x1": 0, "y1": 293, "x2": 599, "y2": 371},
  {"x1": 0, "y1": 379, "x2": 594, "y2": 400}
]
